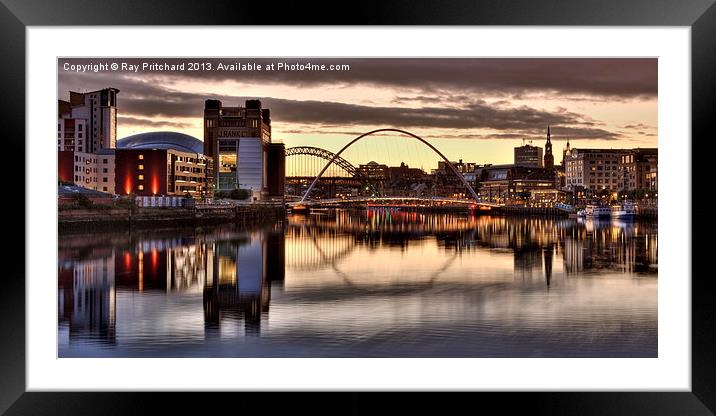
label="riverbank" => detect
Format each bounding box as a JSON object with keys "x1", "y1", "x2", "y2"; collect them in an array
[
  {"x1": 58, "y1": 205, "x2": 286, "y2": 234},
  {"x1": 495, "y1": 206, "x2": 569, "y2": 217},
  {"x1": 341, "y1": 204, "x2": 657, "y2": 219}
]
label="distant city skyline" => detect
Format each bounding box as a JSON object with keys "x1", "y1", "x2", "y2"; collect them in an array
[{"x1": 58, "y1": 58, "x2": 657, "y2": 168}]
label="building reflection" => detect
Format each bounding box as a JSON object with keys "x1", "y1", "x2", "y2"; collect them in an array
[
  {"x1": 59, "y1": 225, "x2": 286, "y2": 345},
  {"x1": 286, "y1": 210, "x2": 658, "y2": 289},
  {"x1": 562, "y1": 218, "x2": 658, "y2": 274},
  {"x1": 58, "y1": 252, "x2": 116, "y2": 344},
  {"x1": 203, "y1": 229, "x2": 285, "y2": 336}
]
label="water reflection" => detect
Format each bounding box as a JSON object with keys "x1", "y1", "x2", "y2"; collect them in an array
[{"x1": 58, "y1": 209, "x2": 657, "y2": 357}]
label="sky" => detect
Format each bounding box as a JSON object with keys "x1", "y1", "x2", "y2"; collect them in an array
[{"x1": 58, "y1": 58, "x2": 657, "y2": 170}]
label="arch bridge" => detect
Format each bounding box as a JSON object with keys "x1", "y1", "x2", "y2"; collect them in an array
[
  {"x1": 286, "y1": 146, "x2": 368, "y2": 181},
  {"x1": 288, "y1": 129, "x2": 484, "y2": 207}
]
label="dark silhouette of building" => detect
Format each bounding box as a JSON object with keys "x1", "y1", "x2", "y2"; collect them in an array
[
  {"x1": 266, "y1": 143, "x2": 286, "y2": 198},
  {"x1": 544, "y1": 126, "x2": 554, "y2": 169},
  {"x1": 514, "y1": 143, "x2": 543, "y2": 167}
]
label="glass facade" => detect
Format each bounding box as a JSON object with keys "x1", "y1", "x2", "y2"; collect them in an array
[{"x1": 218, "y1": 140, "x2": 238, "y2": 190}]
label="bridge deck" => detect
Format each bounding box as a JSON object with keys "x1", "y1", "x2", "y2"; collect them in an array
[{"x1": 288, "y1": 196, "x2": 500, "y2": 208}]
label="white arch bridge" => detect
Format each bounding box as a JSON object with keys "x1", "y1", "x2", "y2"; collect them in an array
[{"x1": 286, "y1": 128, "x2": 491, "y2": 208}]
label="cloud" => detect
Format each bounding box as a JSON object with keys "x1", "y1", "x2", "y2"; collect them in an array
[
  {"x1": 391, "y1": 95, "x2": 474, "y2": 105},
  {"x1": 620, "y1": 123, "x2": 654, "y2": 130},
  {"x1": 59, "y1": 57, "x2": 657, "y2": 99},
  {"x1": 118, "y1": 116, "x2": 195, "y2": 129},
  {"x1": 91, "y1": 81, "x2": 598, "y2": 134},
  {"x1": 57, "y1": 58, "x2": 648, "y2": 143}
]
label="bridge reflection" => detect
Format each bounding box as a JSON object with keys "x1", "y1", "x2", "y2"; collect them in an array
[{"x1": 58, "y1": 213, "x2": 657, "y2": 346}]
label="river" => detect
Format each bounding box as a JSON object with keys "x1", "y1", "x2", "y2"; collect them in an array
[{"x1": 58, "y1": 208, "x2": 657, "y2": 357}]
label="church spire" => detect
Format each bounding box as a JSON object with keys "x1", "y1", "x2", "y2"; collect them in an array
[{"x1": 544, "y1": 125, "x2": 554, "y2": 168}]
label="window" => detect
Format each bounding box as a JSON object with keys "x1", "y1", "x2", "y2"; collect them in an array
[
  {"x1": 78, "y1": 124, "x2": 82, "y2": 131},
  {"x1": 138, "y1": 174, "x2": 144, "y2": 180},
  {"x1": 103, "y1": 159, "x2": 108, "y2": 164},
  {"x1": 103, "y1": 187, "x2": 107, "y2": 191},
  {"x1": 138, "y1": 164, "x2": 144, "y2": 170},
  {"x1": 103, "y1": 178, "x2": 108, "y2": 183},
  {"x1": 138, "y1": 185, "x2": 144, "y2": 191},
  {"x1": 103, "y1": 168, "x2": 108, "y2": 173},
  {"x1": 138, "y1": 154, "x2": 144, "y2": 160}
]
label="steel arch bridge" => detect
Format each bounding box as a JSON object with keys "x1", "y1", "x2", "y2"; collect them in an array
[
  {"x1": 298, "y1": 129, "x2": 480, "y2": 203},
  {"x1": 285, "y1": 146, "x2": 368, "y2": 181}
]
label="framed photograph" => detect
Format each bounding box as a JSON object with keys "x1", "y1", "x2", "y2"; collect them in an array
[{"x1": 2, "y1": 0, "x2": 713, "y2": 413}]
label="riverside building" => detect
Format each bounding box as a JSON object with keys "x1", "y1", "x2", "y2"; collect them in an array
[
  {"x1": 618, "y1": 148, "x2": 658, "y2": 192},
  {"x1": 514, "y1": 143, "x2": 544, "y2": 167},
  {"x1": 114, "y1": 148, "x2": 211, "y2": 198},
  {"x1": 564, "y1": 148, "x2": 632, "y2": 192},
  {"x1": 203, "y1": 99, "x2": 283, "y2": 200},
  {"x1": 57, "y1": 88, "x2": 119, "y2": 154}
]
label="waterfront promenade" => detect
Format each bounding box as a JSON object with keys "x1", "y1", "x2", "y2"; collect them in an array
[{"x1": 58, "y1": 203, "x2": 286, "y2": 233}]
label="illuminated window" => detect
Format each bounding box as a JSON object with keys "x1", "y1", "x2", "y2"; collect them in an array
[
  {"x1": 138, "y1": 174, "x2": 144, "y2": 180},
  {"x1": 138, "y1": 154, "x2": 144, "y2": 160},
  {"x1": 138, "y1": 185, "x2": 144, "y2": 191},
  {"x1": 138, "y1": 164, "x2": 144, "y2": 170}
]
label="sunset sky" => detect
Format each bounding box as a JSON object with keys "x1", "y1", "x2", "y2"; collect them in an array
[{"x1": 58, "y1": 58, "x2": 657, "y2": 170}]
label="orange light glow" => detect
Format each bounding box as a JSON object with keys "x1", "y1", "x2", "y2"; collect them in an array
[{"x1": 151, "y1": 248, "x2": 158, "y2": 270}]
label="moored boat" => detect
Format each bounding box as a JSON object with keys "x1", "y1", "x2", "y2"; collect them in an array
[
  {"x1": 611, "y1": 201, "x2": 637, "y2": 219},
  {"x1": 585, "y1": 204, "x2": 611, "y2": 217}
]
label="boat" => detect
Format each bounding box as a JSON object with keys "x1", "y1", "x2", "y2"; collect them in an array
[
  {"x1": 584, "y1": 204, "x2": 611, "y2": 217},
  {"x1": 554, "y1": 202, "x2": 574, "y2": 212},
  {"x1": 611, "y1": 201, "x2": 637, "y2": 220}
]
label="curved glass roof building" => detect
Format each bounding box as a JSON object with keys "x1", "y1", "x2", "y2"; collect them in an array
[{"x1": 117, "y1": 131, "x2": 204, "y2": 154}]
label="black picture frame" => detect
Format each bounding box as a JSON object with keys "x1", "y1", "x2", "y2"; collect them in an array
[{"x1": 1, "y1": 0, "x2": 712, "y2": 414}]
